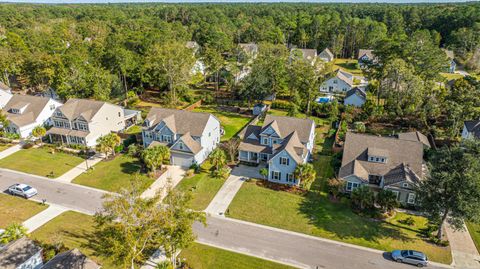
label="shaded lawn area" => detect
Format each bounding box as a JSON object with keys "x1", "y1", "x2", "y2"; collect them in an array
[
  {"x1": 179, "y1": 242, "x2": 296, "y2": 269},
  {"x1": 0, "y1": 143, "x2": 12, "y2": 152},
  {"x1": 466, "y1": 222, "x2": 480, "y2": 253},
  {"x1": 227, "y1": 180, "x2": 452, "y2": 264},
  {"x1": 72, "y1": 154, "x2": 154, "y2": 193},
  {"x1": 0, "y1": 194, "x2": 48, "y2": 228},
  {"x1": 440, "y1": 72, "x2": 464, "y2": 80},
  {"x1": 0, "y1": 147, "x2": 84, "y2": 178},
  {"x1": 193, "y1": 106, "x2": 251, "y2": 141},
  {"x1": 175, "y1": 172, "x2": 225, "y2": 211},
  {"x1": 333, "y1": 59, "x2": 363, "y2": 75},
  {"x1": 124, "y1": 125, "x2": 142, "y2": 135},
  {"x1": 31, "y1": 211, "x2": 116, "y2": 269}
]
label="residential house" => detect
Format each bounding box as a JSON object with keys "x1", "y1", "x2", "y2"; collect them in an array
[
  {"x1": 320, "y1": 69, "x2": 354, "y2": 93},
  {"x1": 344, "y1": 87, "x2": 366, "y2": 107},
  {"x1": 443, "y1": 49, "x2": 457, "y2": 73},
  {"x1": 42, "y1": 249, "x2": 100, "y2": 269},
  {"x1": 46, "y1": 99, "x2": 141, "y2": 147},
  {"x1": 339, "y1": 132, "x2": 425, "y2": 205},
  {"x1": 238, "y1": 43, "x2": 259, "y2": 61},
  {"x1": 0, "y1": 237, "x2": 43, "y2": 269},
  {"x1": 291, "y1": 48, "x2": 318, "y2": 65},
  {"x1": 462, "y1": 120, "x2": 480, "y2": 140},
  {"x1": 186, "y1": 41, "x2": 206, "y2": 76},
  {"x1": 142, "y1": 108, "x2": 221, "y2": 167},
  {"x1": 397, "y1": 131, "x2": 431, "y2": 148},
  {"x1": 358, "y1": 49, "x2": 376, "y2": 68},
  {"x1": 238, "y1": 115, "x2": 316, "y2": 186},
  {"x1": 318, "y1": 48, "x2": 334, "y2": 62},
  {"x1": 0, "y1": 84, "x2": 13, "y2": 108},
  {"x1": 2, "y1": 94, "x2": 62, "y2": 138},
  {"x1": 253, "y1": 103, "x2": 267, "y2": 116}
]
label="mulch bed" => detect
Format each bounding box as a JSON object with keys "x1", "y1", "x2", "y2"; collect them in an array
[{"x1": 254, "y1": 179, "x2": 306, "y2": 195}]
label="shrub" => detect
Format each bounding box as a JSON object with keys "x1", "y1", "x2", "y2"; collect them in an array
[
  {"x1": 214, "y1": 167, "x2": 230, "y2": 179},
  {"x1": 22, "y1": 143, "x2": 34, "y2": 149},
  {"x1": 189, "y1": 163, "x2": 201, "y2": 173},
  {"x1": 354, "y1": 121, "x2": 366, "y2": 133},
  {"x1": 185, "y1": 169, "x2": 195, "y2": 177},
  {"x1": 114, "y1": 144, "x2": 124, "y2": 153},
  {"x1": 271, "y1": 100, "x2": 292, "y2": 110},
  {"x1": 127, "y1": 144, "x2": 141, "y2": 157}
]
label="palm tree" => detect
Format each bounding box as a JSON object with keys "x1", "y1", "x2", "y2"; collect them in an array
[
  {"x1": 259, "y1": 168, "x2": 269, "y2": 180},
  {"x1": 141, "y1": 145, "x2": 170, "y2": 172},
  {"x1": 0, "y1": 223, "x2": 27, "y2": 244},
  {"x1": 377, "y1": 189, "x2": 399, "y2": 213},
  {"x1": 209, "y1": 148, "x2": 227, "y2": 170},
  {"x1": 31, "y1": 125, "x2": 46, "y2": 143},
  {"x1": 96, "y1": 133, "x2": 121, "y2": 157},
  {"x1": 327, "y1": 177, "x2": 345, "y2": 200},
  {"x1": 294, "y1": 163, "x2": 316, "y2": 190},
  {"x1": 351, "y1": 185, "x2": 375, "y2": 211}
]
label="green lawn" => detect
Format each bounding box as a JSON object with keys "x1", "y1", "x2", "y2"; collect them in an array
[
  {"x1": 466, "y1": 222, "x2": 480, "y2": 253},
  {"x1": 31, "y1": 211, "x2": 116, "y2": 269},
  {"x1": 0, "y1": 147, "x2": 84, "y2": 178},
  {"x1": 175, "y1": 172, "x2": 225, "y2": 211},
  {"x1": 72, "y1": 154, "x2": 154, "y2": 193},
  {"x1": 0, "y1": 143, "x2": 12, "y2": 152},
  {"x1": 227, "y1": 181, "x2": 451, "y2": 264},
  {"x1": 179, "y1": 243, "x2": 296, "y2": 269},
  {"x1": 124, "y1": 125, "x2": 142, "y2": 134},
  {"x1": 440, "y1": 72, "x2": 464, "y2": 80},
  {"x1": 0, "y1": 194, "x2": 48, "y2": 228},
  {"x1": 333, "y1": 58, "x2": 363, "y2": 75},
  {"x1": 193, "y1": 106, "x2": 251, "y2": 141}
]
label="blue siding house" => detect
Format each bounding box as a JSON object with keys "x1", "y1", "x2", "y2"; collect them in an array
[{"x1": 238, "y1": 115, "x2": 315, "y2": 186}]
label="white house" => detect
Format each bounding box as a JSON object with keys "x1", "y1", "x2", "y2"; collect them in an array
[
  {"x1": 2, "y1": 94, "x2": 62, "y2": 138},
  {"x1": 462, "y1": 120, "x2": 480, "y2": 140},
  {"x1": 142, "y1": 108, "x2": 221, "y2": 168},
  {"x1": 358, "y1": 49, "x2": 376, "y2": 68},
  {"x1": 0, "y1": 90, "x2": 12, "y2": 109},
  {"x1": 319, "y1": 48, "x2": 334, "y2": 62},
  {"x1": 46, "y1": 98, "x2": 141, "y2": 147},
  {"x1": 344, "y1": 87, "x2": 366, "y2": 107},
  {"x1": 443, "y1": 49, "x2": 457, "y2": 73},
  {"x1": 320, "y1": 69, "x2": 354, "y2": 93},
  {"x1": 0, "y1": 237, "x2": 43, "y2": 269}
]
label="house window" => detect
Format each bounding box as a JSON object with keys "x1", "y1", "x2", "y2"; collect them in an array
[
  {"x1": 280, "y1": 157, "x2": 289, "y2": 166},
  {"x1": 179, "y1": 142, "x2": 184, "y2": 150},
  {"x1": 287, "y1": 173, "x2": 294, "y2": 183},
  {"x1": 368, "y1": 175, "x2": 382, "y2": 185},
  {"x1": 262, "y1": 137, "x2": 268, "y2": 145},
  {"x1": 163, "y1": 135, "x2": 172, "y2": 143},
  {"x1": 391, "y1": 190, "x2": 400, "y2": 201},
  {"x1": 402, "y1": 183, "x2": 409, "y2": 188},
  {"x1": 118, "y1": 112, "x2": 121, "y2": 117},
  {"x1": 271, "y1": 171, "x2": 280, "y2": 180},
  {"x1": 407, "y1": 193, "x2": 416, "y2": 204},
  {"x1": 346, "y1": 182, "x2": 359, "y2": 191},
  {"x1": 333, "y1": 80, "x2": 338, "y2": 84}
]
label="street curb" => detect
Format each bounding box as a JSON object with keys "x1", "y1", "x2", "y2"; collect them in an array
[{"x1": 210, "y1": 215, "x2": 453, "y2": 269}]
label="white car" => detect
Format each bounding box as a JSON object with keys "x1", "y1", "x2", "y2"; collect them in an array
[{"x1": 8, "y1": 183, "x2": 38, "y2": 198}]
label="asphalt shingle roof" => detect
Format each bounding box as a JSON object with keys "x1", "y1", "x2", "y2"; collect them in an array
[
  {"x1": 0, "y1": 237, "x2": 42, "y2": 269},
  {"x1": 145, "y1": 108, "x2": 215, "y2": 137},
  {"x1": 3, "y1": 94, "x2": 52, "y2": 127}
]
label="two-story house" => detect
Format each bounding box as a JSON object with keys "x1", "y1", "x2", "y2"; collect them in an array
[
  {"x1": 318, "y1": 48, "x2": 334, "y2": 62},
  {"x1": 358, "y1": 49, "x2": 377, "y2": 68},
  {"x1": 238, "y1": 115, "x2": 316, "y2": 186},
  {"x1": 46, "y1": 99, "x2": 141, "y2": 147},
  {"x1": 142, "y1": 108, "x2": 221, "y2": 168},
  {"x1": 0, "y1": 237, "x2": 43, "y2": 269},
  {"x1": 320, "y1": 69, "x2": 354, "y2": 93},
  {"x1": 2, "y1": 95, "x2": 62, "y2": 138},
  {"x1": 462, "y1": 120, "x2": 480, "y2": 140},
  {"x1": 339, "y1": 132, "x2": 426, "y2": 205}
]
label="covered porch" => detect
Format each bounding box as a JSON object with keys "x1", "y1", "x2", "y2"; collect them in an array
[{"x1": 47, "y1": 127, "x2": 88, "y2": 146}]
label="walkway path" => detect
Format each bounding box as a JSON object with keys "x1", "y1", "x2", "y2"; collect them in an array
[
  {"x1": 204, "y1": 165, "x2": 260, "y2": 216},
  {"x1": 56, "y1": 153, "x2": 104, "y2": 183},
  {"x1": 141, "y1": 165, "x2": 186, "y2": 199},
  {"x1": 446, "y1": 222, "x2": 480, "y2": 268},
  {"x1": 22, "y1": 203, "x2": 68, "y2": 233},
  {"x1": 0, "y1": 144, "x2": 22, "y2": 160}
]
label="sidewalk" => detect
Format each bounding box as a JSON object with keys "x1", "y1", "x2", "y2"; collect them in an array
[
  {"x1": 141, "y1": 165, "x2": 186, "y2": 199},
  {"x1": 445, "y1": 222, "x2": 480, "y2": 268},
  {"x1": 0, "y1": 144, "x2": 22, "y2": 160},
  {"x1": 23, "y1": 204, "x2": 68, "y2": 233},
  {"x1": 56, "y1": 153, "x2": 104, "y2": 183}
]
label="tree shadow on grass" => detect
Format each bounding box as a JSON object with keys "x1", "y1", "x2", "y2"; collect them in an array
[
  {"x1": 120, "y1": 159, "x2": 143, "y2": 175},
  {"x1": 298, "y1": 191, "x2": 412, "y2": 245}
]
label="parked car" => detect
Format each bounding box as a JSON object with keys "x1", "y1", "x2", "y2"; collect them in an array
[
  {"x1": 8, "y1": 183, "x2": 38, "y2": 198},
  {"x1": 391, "y1": 250, "x2": 428, "y2": 267}
]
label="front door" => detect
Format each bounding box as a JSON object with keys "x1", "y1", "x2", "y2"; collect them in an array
[{"x1": 250, "y1": 152, "x2": 258, "y2": 162}]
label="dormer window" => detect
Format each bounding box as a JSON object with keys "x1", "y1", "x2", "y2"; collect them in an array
[
  {"x1": 262, "y1": 137, "x2": 268, "y2": 145},
  {"x1": 10, "y1": 108, "x2": 20, "y2": 114},
  {"x1": 179, "y1": 142, "x2": 184, "y2": 150},
  {"x1": 368, "y1": 156, "x2": 387, "y2": 163}
]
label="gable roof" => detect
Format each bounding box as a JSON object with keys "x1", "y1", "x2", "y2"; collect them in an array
[
  {"x1": 358, "y1": 49, "x2": 375, "y2": 60},
  {"x1": 345, "y1": 87, "x2": 366, "y2": 100},
  {"x1": 443, "y1": 49, "x2": 455, "y2": 60},
  {"x1": 42, "y1": 248, "x2": 100, "y2": 269},
  {"x1": 3, "y1": 94, "x2": 53, "y2": 127},
  {"x1": 319, "y1": 48, "x2": 334, "y2": 60},
  {"x1": 56, "y1": 99, "x2": 108, "y2": 122},
  {"x1": 0, "y1": 237, "x2": 42, "y2": 269},
  {"x1": 334, "y1": 69, "x2": 354, "y2": 87},
  {"x1": 339, "y1": 132, "x2": 424, "y2": 183},
  {"x1": 397, "y1": 131, "x2": 431, "y2": 148},
  {"x1": 269, "y1": 131, "x2": 307, "y2": 164},
  {"x1": 464, "y1": 120, "x2": 480, "y2": 139},
  {"x1": 238, "y1": 43, "x2": 258, "y2": 55},
  {"x1": 145, "y1": 108, "x2": 216, "y2": 137},
  {"x1": 173, "y1": 132, "x2": 202, "y2": 154},
  {"x1": 262, "y1": 115, "x2": 314, "y2": 144},
  {"x1": 297, "y1": 48, "x2": 317, "y2": 62}
]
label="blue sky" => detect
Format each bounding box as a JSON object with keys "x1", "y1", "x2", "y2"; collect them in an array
[{"x1": 0, "y1": 0, "x2": 476, "y2": 3}]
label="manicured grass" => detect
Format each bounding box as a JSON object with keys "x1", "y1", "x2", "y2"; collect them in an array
[
  {"x1": 124, "y1": 125, "x2": 142, "y2": 134},
  {"x1": 466, "y1": 222, "x2": 480, "y2": 253},
  {"x1": 227, "y1": 181, "x2": 451, "y2": 264},
  {"x1": 31, "y1": 211, "x2": 116, "y2": 269},
  {"x1": 179, "y1": 243, "x2": 296, "y2": 269},
  {"x1": 0, "y1": 147, "x2": 84, "y2": 178},
  {"x1": 0, "y1": 143, "x2": 12, "y2": 152},
  {"x1": 72, "y1": 154, "x2": 154, "y2": 193},
  {"x1": 440, "y1": 72, "x2": 464, "y2": 80},
  {"x1": 0, "y1": 193, "x2": 48, "y2": 228},
  {"x1": 333, "y1": 58, "x2": 363, "y2": 75},
  {"x1": 193, "y1": 106, "x2": 251, "y2": 141},
  {"x1": 175, "y1": 172, "x2": 225, "y2": 211}
]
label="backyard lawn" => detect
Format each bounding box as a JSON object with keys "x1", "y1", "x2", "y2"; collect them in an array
[
  {"x1": 333, "y1": 58, "x2": 363, "y2": 75},
  {"x1": 227, "y1": 180, "x2": 452, "y2": 264},
  {"x1": 179, "y1": 243, "x2": 296, "y2": 269},
  {"x1": 31, "y1": 211, "x2": 116, "y2": 269},
  {"x1": 193, "y1": 106, "x2": 251, "y2": 141},
  {"x1": 0, "y1": 147, "x2": 84, "y2": 178},
  {"x1": 440, "y1": 72, "x2": 464, "y2": 80},
  {"x1": 0, "y1": 143, "x2": 12, "y2": 152},
  {"x1": 72, "y1": 154, "x2": 154, "y2": 193},
  {"x1": 175, "y1": 172, "x2": 225, "y2": 211},
  {"x1": 466, "y1": 222, "x2": 480, "y2": 253},
  {"x1": 0, "y1": 194, "x2": 48, "y2": 228}
]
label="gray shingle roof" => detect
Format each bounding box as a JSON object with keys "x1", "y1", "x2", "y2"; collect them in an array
[
  {"x1": 174, "y1": 132, "x2": 202, "y2": 154},
  {"x1": 345, "y1": 87, "x2": 366, "y2": 100},
  {"x1": 339, "y1": 132, "x2": 424, "y2": 184},
  {"x1": 397, "y1": 131, "x2": 431, "y2": 148},
  {"x1": 262, "y1": 115, "x2": 314, "y2": 144},
  {"x1": 42, "y1": 249, "x2": 100, "y2": 269},
  {"x1": 358, "y1": 49, "x2": 375, "y2": 60},
  {"x1": 0, "y1": 81, "x2": 11, "y2": 91},
  {"x1": 319, "y1": 48, "x2": 334, "y2": 61},
  {"x1": 464, "y1": 120, "x2": 480, "y2": 139},
  {"x1": 145, "y1": 108, "x2": 215, "y2": 137},
  {"x1": 443, "y1": 49, "x2": 455, "y2": 60},
  {"x1": 269, "y1": 131, "x2": 307, "y2": 164},
  {"x1": 57, "y1": 99, "x2": 107, "y2": 122},
  {"x1": 3, "y1": 94, "x2": 52, "y2": 127},
  {"x1": 0, "y1": 237, "x2": 42, "y2": 269},
  {"x1": 238, "y1": 43, "x2": 258, "y2": 55}
]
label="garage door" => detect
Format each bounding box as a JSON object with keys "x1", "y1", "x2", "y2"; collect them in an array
[{"x1": 171, "y1": 153, "x2": 194, "y2": 168}]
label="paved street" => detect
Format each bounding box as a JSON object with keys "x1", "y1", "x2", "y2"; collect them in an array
[{"x1": 0, "y1": 168, "x2": 450, "y2": 269}]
